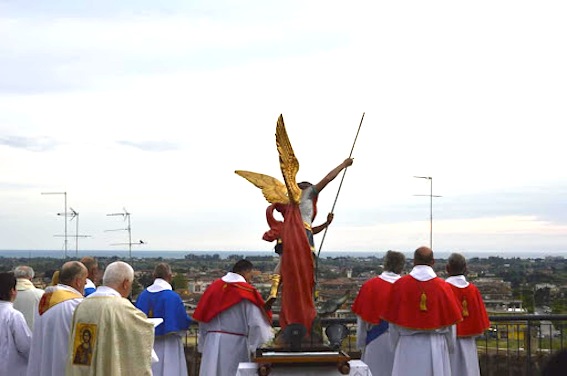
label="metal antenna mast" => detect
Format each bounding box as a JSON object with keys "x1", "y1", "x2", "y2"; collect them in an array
[
  {"x1": 41, "y1": 191, "x2": 68, "y2": 257},
  {"x1": 413, "y1": 176, "x2": 442, "y2": 250},
  {"x1": 106, "y1": 208, "x2": 144, "y2": 258},
  {"x1": 55, "y1": 208, "x2": 91, "y2": 257}
]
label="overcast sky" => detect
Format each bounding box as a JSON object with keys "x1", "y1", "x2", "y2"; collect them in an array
[{"x1": 1, "y1": 1, "x2": 566, "y2": 256}]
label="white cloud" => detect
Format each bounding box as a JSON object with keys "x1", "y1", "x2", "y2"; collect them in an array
[{"x1": 0, "y1": 1, "x2": 566, "y2": 253}]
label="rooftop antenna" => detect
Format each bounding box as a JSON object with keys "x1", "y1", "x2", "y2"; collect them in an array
[
  {"x1": 413, "y1": 176, "x2": 442, "y2": 250},
  {"x1": 55, "y1": 208, "x2": 91, "y2": 257},
  {"x1": 106, "y1": 208, "x2": 145, "y2": 258},
  {"x1": 41, "y1": 191, "x2": 68, "y2": 258}
]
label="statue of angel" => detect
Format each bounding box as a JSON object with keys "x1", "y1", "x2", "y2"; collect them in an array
[{"x1": 235, "y1": 114, "x2": 353, "y2": 335}]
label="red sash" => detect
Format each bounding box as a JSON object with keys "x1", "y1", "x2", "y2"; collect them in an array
[
  {"x1": 193, "y1": 279, "x2": 271, "y2": 323},
  {"x1": 448, "y1": 283, "x2": 490, "y2": 337},
  {"x1": 352, "y1": 277, "x2": 394, "y2": 325},
  {"x1": 382, "y1": 275, "x2": 463, "y2": 330}
]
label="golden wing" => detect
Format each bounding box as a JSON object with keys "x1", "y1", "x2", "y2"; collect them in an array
[
  {"x1": 275, "y1": 114, "x2": 302, "y2": 204},
  {"x1": 234, "y1": 170, "x2": 289, "y2": 204}
]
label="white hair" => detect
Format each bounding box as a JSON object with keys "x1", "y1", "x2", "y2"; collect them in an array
[
  {"x1": 14, "y1": 266, "x2": 34, "y2": 279},
  {"x1": 102, "y1": 261, "x2": 134, "y2": 287}
]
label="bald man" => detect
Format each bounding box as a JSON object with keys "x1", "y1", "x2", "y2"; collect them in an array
[
  {"x1": 27, "y1": 261, "x2": 88, "y2": 376},
  {"x1": 382, "y1": 247, "x2": 463, "y2": 376}
]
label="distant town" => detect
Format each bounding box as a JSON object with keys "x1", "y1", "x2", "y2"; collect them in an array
[{"x1": 2, "y1": 252, "x2": 566, "y2": 317}]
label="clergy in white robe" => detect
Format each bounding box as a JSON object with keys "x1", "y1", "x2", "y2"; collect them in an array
[
  {"x1": 135, "y1": 263, "x2": 192, "y2": 376},
  {"x1": 13, "y1": 266, "x2": 44, "y2": 330},
  {"x1": 382, "y1": 247, "x2": 463, "y2": 376},
  {"x1": 446, "y1": 253, "x2": 490, "y2": 376},
  {"x1": 351, "y1": 250, "x2": 405, "y2": 376},
  {"x1": 193, "y1": 260, "x2": 273, "y2": 376},
  {"x1": 66, "y1": 261, "x2": 155, "y2": 376},
  {"x1": 27, "y1": 261, "x2": 87, "y2": 376},
  {"x1": 0, "y1": 272, "x2": 32, "y2": 376}
]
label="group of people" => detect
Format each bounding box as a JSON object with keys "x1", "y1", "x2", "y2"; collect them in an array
[
  {"x1": 3, "y1": 248, "x2": 567, "y2": 376},
  {"x1": 0, "y1": 257, "x2": 193, "y2": 376},
  {"x1": 352, "y1": 247, "x2": 490, "y2": 376}
]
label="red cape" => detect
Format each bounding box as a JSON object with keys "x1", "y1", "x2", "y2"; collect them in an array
[
  {"x1": 448, "y1": 283, "x2": 490, "y2": 337},
  {"x1": 193, "y1": 278, "x2": 271, "y2": 323},
  {"x1": 351, "y1": 276, "x2": 394, "y2": 325},
  {"x1": 279, "y1": 204, "x2": 316, "y2": 333},
  {"x1": 382, "y1": 275, "x2": 463, "y2": 330}
]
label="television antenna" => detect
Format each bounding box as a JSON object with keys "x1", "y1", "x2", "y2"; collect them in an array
[
  {"x1": 41, "y1": 191, "x2": 68, "y2": 257},
  {"x1": 55, "y1": 208, "x2": 91, "y2": 258},
  {"x1": 413, "y1": 176, "x2": 442, "y2": 250},
  {"x1": 106, "y1": 208, "x2": 145, "y2": 258}
]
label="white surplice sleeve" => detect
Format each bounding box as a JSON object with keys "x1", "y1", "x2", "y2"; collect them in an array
[
  {"x1": 12, "y1": 310, "x2": 32, "y2": 359},
  {"x1": 244, "y1": 301, "x2": 274, "y2": 353}
]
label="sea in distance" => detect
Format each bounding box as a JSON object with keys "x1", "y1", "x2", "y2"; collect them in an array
[{"x1": 0, "y1": 249, "x2": 565, "y2": 260}]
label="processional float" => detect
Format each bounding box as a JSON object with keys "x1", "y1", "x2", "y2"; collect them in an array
[{"x1": 235, "y1": 113, "x2": 364, "y2": 375}]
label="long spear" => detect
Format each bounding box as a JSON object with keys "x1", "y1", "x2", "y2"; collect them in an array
[{"x1": 316, "y1": 112, "x2": 365, "y2": 263}]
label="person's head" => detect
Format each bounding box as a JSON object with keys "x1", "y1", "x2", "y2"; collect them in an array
[
  {"x1": 153, "y1": 263, "x2": 172, "y2": 282},
  {"x1": 232, "y1": 259, "x2": 254, "y2": 283},
  {"x1": 446, "y1": 253, "x2": 467, "y2": 276},
  {"x1": 0, "y1": 272, "x2": 17, "y2": 302},
  {"x1": 297, "y1": 181, "x2": 313, "y2": 190},
  {"x1": 102, "y1": 261, "x2": 135, "y2": 298},
  {"x1": 80, "y1": 256, "x2": 100, "y2": 283},
  {"x1": 383, "y1": 250, "x2": 406, "y2": 275},
  {"x1": 414, "y1": 246, "x2": 434, "y2": 266},
  {"x1": 14, "y1": 265, "x2": 35, "y2": 280},
  {"x1": 59, "y1": 261, "x2": 88, "y2": 294}
]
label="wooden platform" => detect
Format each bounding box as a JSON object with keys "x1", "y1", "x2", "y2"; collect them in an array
[{"x1": 254, "y1": 348, "x2": 351, "y2": 375}]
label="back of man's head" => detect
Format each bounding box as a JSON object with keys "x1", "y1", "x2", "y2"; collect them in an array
[
  {"x1": 14, "y1": 265, "x2": 34, "y2": 280},
  {"x1": 414, "y1": 246, "x2": 434, "y2": 266},
  {"x1": 80, "y1": 256, "x2": 98, "y2": 279},
  {"x1": 59, "y1": 261, "x2": 88, "y2": 293},
  {"x1": 0, "y1": 272, "x2": 16, "y2": 301},
  {"x1": 232, "y1": 259, "x2": 253, "y2": 275},
  {"x1": 383, "y1": 250, "x2": 406, "y2": 275},
  {"x1": 153, "y1": 263, "x2": 172, "y2": 281},
  {"x1": 103, "y1": 261, "x2": 134, "y2": 297},
  {"x1": 447, "y1": 253, "x2": 467, "y2": 276}
]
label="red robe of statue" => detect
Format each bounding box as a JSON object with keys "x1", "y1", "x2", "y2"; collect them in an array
[
  {"x1": 278, "y1": 204, "x2": 316, "y2": 333},
  {"x1": 263, "y1": 199, "x2": 318, "y2": 334}
]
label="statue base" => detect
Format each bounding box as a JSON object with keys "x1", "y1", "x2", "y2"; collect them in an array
[{"x1": 253, "y1": 347, "x2": 351, "y2": 376}]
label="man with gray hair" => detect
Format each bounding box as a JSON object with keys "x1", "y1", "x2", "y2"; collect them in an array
[
  {"x1": 352, "y1": 250, "x2": 406, "y2": 376},
  {"x1": 13, "y1": 265, "x2": 44, "y2": 329},
  {"x1": 27, "y1": 261, "x2": 87, "y2": 376},
  {"x1": 66, "y1": 261, "x2": 155, "y2": 376},
  {"x1": 135, "y1": 263, "x2": 192, "y2": 376}
]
